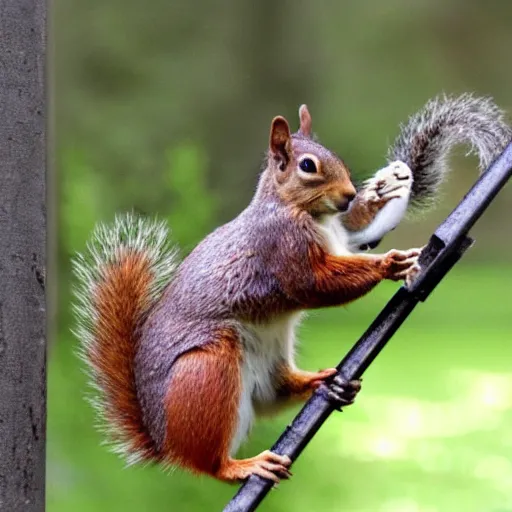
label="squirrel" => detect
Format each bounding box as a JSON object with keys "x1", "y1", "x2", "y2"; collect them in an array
[{"x1": 73, "y1": 93, "x2": 510, "y2": 484}]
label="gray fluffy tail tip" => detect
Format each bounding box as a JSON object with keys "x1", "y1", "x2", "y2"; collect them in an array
[
  {"x1": 388, "y1": 93, "x2": 512, "y2": 210},
  {"x1": 72, "y1": 212, "x2": 179, "y2": 348}
]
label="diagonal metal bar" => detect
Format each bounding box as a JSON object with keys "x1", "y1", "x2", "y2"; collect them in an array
[{"x1": 223, "y1": 140, "x2": 512, "y2": 512}]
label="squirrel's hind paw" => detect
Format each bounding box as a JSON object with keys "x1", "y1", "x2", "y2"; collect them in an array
[
  {"x1": 323, "y1": 376, "x2": 362, "y2": 410},
  {"x1": 216, "y1": 451, "x2": 292, "y2": 484}
]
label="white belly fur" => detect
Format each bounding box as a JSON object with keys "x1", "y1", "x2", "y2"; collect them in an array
[
  {"x1": 230, "y1": 312, "x2": 303, "y2": 455},
  {"x1": 230, "y1": 216, "x2": 349, "y2": 454},
  {"x1": 316, "y1": 214, "x2": 351, "y2": 256}
]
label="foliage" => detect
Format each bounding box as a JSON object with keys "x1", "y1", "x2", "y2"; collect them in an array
[{"x1": 163, "y1": 142, "x2": 218, "y2": 250}]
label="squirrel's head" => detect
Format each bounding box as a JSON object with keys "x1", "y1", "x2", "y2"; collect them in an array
[{"x1": 265, "y1": 105, "x2": 357, "y2": 217}]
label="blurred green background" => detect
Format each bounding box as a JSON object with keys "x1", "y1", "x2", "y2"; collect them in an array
[{"x1": 50, "y1": 1, "x2": 512, "y2": 511}]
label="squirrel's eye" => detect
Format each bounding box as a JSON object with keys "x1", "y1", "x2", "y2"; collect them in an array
[{"x1": 299, "y1": 158, "x2": 317, "y2": 173}]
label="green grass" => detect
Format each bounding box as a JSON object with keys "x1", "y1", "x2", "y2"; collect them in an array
[{"x1": 48, "y1": 265, "x2": 512, "y2": 512}]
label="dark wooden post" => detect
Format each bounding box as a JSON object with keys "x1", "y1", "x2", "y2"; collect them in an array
[{"x1": 0, "y1": 0, "x2": 47, "y2": 511}]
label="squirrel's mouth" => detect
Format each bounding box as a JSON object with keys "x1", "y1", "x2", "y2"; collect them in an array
[
  {"x1": 322, "y1": 195, "x2": 355, "y2": 214},
  {"x1": 321, "y1": 198, "x2": 342, "y2": 213},
  {"x1": 310, "y1": 197, "x2": 352, "y2": 217},
  {"x1": 336, "y1": 201, "x2": 351, "y2": 213},
  {"x1": 333, "y1": 198, "x2": 353, "y2": 213}
]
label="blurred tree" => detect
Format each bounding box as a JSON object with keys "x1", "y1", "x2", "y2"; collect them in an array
[{"x1": 194, "y1": 0, "x2": 322, "y2": 219}]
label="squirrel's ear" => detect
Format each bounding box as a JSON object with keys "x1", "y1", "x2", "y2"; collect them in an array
[
  {"x1": 298, "y1": 104, "x2": 312, "y2": 137},
  {"x1": 269, "y1": 116, "x2": 291, "y2": 168}
]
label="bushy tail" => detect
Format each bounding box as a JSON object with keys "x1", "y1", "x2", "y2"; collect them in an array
[
  {"x1": 388, "y1": 93, "x2": 512, "y2": 211},
  {"x1": 72, "y1": 213, "x2": 179, "y2": 465}
]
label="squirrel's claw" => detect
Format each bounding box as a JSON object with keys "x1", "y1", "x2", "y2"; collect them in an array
[
  {"x1": 405, "y1": 262, "x2": 422, "y2": 288},
  {"x1": 323, "y1": 375, "x2": 362, "y2": 411}
]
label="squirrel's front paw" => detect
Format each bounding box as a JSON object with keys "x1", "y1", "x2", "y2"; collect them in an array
[{"x1": 382, "y1": 248, "x2": 421, "y2": 282}]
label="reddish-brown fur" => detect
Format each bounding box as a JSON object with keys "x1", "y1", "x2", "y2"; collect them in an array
[
  {"x1": 163, "y1": 328, "x2": 292, "y2": 482},
  {"x1": 305, "y1": 244, "x2": 384, "y2": 307},
  {"x1": 163, "y1": 328, "x2": 242, "y2": 476},
  {"x1": 343, "y1": 194, "x2": 388, "y2": 232},
  {"x1": 275, "y1": 365, "x2": 337, "y2": 402},
  {"x1": 92, "y1": 250, "x2": 159, "y2": 460},
  {"x1": 270, "y1": 239, "x2": 414, "y2": 312}
]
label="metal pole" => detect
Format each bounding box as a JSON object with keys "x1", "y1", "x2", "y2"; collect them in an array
[
  {"x1": 0, "y1": 0, "x2": 47, "y2": 510},
  {"x1": 224, "y1": 141, "x2": 512, "y2": 512}
]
